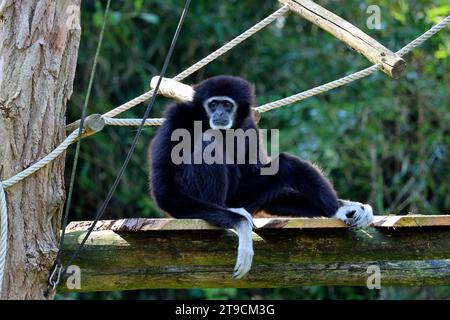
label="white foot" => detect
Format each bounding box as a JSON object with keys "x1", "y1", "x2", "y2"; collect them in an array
[
  {"x1": 231, "y1": 219, "x2": 254, "y2": 279},
  {"x1": 334, "y1": 200, "x2": 374, "y2": 228}
]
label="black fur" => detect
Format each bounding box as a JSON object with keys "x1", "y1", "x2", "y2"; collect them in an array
[{"x1": 148, "y1": 75, "x2": 340, "y2": 229}]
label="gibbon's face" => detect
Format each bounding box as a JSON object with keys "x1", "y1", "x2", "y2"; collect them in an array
[
  {"x1": 193, "y1": 75, "x2": 256, "y2": 130},
  {"x1": 203, "y1": 96, "x2": 237, "y2": 129}
]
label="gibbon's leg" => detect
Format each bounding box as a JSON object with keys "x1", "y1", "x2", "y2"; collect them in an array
[
  {"x1": 228, "y1": 207, "x2": 254, "y2": 278},
  {"x1": 153, "y1": 163, "x2": 254, "y2": 279},
  {"x1": 157, "y1": 194, "x2": 254, "y2": 279},
  {"x1": 256, "y1": 192, "x2": 373, "y2": 228},
  {"x1": 235, "y1": 153, "x2": 340, "y2": 216},
  {"x1": 257, "y1": 191, "x2": 330, "y2": 217},
  {"x1": 234, "y1": 153, "x2": 373, "y2": 227}
]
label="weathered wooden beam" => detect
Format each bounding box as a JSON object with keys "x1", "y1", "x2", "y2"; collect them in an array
[
  {"x1": 65, "y1": 215, "x2": 450, "y2": 231},
  {"x1": 59, "y1": 216, "x2": 450, "y2": 292},
  {"x1": 279, "y1": 0, "x2": 406, "y2": 79}
]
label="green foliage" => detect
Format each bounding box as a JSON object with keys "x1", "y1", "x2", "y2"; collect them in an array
[{"x1": 60, "y1": 0, "x2": 450, "y2": 300}]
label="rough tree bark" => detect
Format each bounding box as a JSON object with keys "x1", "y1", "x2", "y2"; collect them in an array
[{"x1": 0, "y1": 0, "x2": 81, "y2": 299}]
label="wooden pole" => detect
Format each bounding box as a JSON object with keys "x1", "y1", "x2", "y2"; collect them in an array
[
  {"x1": 279, "y1": 0, "x2": 406, "y2": 79},
  {"x1": 150, "y1": 76, "x2": 195, "y2": 102},
  {"x1": 58, "y1": 216, "x2": 450, "y2": 292}
]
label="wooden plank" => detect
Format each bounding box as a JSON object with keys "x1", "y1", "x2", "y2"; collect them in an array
[
  {"x1": 58, "y1": 227, "x2": 450, "y2": 292},
  {"x1": 59, "y1": 260, "x2": 450, "y2": 292},
  {"x1": 65, "y1": 217, "x2": 347, "y2": 231},
  {"x1": 65, "y1": 215, "x2": 450, "y2": 232},
  {"x1": 373, "y1": 215, "x2": 450, "y2": 228},
  {"x1": 279, "y1": 0, "x2": 406, "y2": 78}
]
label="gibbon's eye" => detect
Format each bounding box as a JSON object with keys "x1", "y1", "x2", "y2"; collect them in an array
[
  {"x1": 209, "y1": 100, "x2": 218, "y2": 110},
  {"x1": 223, "y1": 100, "x2": 232, "y2": 111}
]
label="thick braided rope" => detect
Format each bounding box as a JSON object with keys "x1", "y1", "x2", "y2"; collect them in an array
[
  {"x1": 256, "y1": 14, "x2": 450, "y2": 113},
  {"x1": 256, "y1": 64, "x2": 381, "y2": 112},
  {"x1": 396, "y1": 15, "x2": 450, "y2": 56},
  {"x1": 104, "y1": 118, "x2": 165, "y2": 126},
  {"x1": 172, "y1": 5, "x2": 289, "y2": 81},
  {"x1": 0, "y1": 131, "x2": 80, "y2": 294},
  {"x1": 103, "y1": 14, "x2": 450, "y2": 121},
  {"x1": 1, "y1": 130, "x2": 80, "y2": 189},
  {"x1": 0, "y1": 184, "x2": 7, "y2": 292},
  {"x1": 102, "y1": 5, "x2": 289, "y2": 118}
]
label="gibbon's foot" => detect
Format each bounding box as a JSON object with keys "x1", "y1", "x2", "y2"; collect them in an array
[
  {"x1": 232, "y1": 218, "x2": 254, "y2": 279},
  {"x1": 334, "y1": 200, "x2": 374, "y2": 228},
  {"x1": 229, "y1": 207, "x2": 256, "y2": 229}
]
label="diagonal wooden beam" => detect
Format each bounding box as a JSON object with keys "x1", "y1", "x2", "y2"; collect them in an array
[{"x1": 279, "y1": 0, "x2": 406, "y2": 79}]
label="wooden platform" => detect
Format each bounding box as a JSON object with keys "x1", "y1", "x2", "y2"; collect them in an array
[
  {"x1": 60, "y1": 215, "x2": 450, "y2": 292},
  {"x1": 66, "y1": 215, "x2": 450, "y2": 232}
]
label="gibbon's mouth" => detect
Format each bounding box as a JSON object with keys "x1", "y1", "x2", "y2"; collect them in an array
[{"x1": 210, "y1": 119, "x2": 232, "y2": 130}]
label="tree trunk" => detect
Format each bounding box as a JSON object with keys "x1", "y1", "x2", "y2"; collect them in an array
[{"x1": 0, "y1": 0, "x2": 80, "y2": 299}]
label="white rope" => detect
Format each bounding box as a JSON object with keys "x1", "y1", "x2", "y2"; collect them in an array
[
  {"x1": 256, "y1": 64, "x2": 381, "y2": 113},
  {"x1": 0, "y1": 129, "x2": 81, "y2": 294},
  {"x1": 104, "y1": 11, "x2": 450, "y2": 118},
  {"x1": 256, "y1": 14, "x2": 450, "y2": 113},
  {"x1": 104, "y1": 118, "x2": 165, "y2": 126},
  {"x1": 396, "y1": 15, "x2": 450, "y2": 56},
  {"x1": 172, "y1": 5, "x2": 290, "y2": 81},
  {"x1": 0, "y1": 184, "x2": 7, "y2": 292},
  {"x1": 102, "y1": 5, "x2": 289, "y2": 118},
  {"x1": 1, "y1": 130, "x2": 81, "y2": 189},
  {"x1": 103, "y1": 14, "x2": 450, "y2": 119}
]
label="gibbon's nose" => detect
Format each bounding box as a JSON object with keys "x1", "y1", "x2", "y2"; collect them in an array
[{"x1": 214, "y1": 107, "x2": 227, "y2": 118}]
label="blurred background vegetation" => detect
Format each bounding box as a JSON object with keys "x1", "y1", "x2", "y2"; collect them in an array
[{"x1": 58, "y1": 0, "x2": 449, "y2": 299}]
